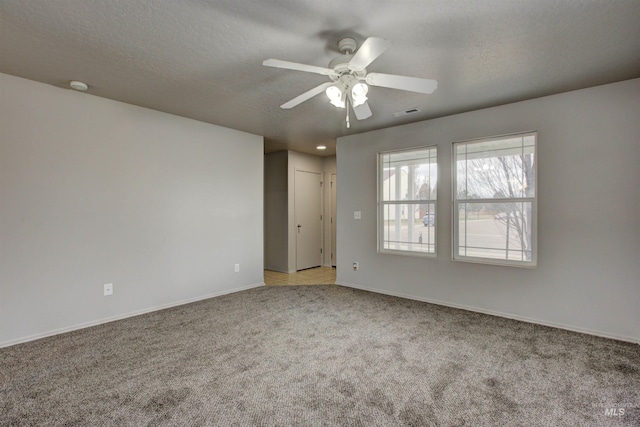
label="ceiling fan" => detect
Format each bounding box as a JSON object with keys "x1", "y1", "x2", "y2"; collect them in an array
[{"x1": 263, "y1": 37, "x2": 437, "y2": 127}]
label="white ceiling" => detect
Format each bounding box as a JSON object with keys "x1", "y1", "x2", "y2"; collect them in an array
[{"x1": 1, "y1": 1, "x2": 639, "y2": 156}]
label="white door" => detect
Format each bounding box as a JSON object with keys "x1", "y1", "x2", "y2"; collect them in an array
[
  {"x1": 295, "y1": 170, "x2": 322, "y2": 271},
  {"x1": 331, "y1": 173, "x2": 337, "y2": 267}
]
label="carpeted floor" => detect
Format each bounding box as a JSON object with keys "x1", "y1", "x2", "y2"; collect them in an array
[{"x1": 1, "y1": 285, "x2": 639, "y2": 426}]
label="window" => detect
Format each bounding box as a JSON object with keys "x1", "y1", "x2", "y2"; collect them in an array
[
  {"x1": 453, "y1": 132, "x2": 537, "y2": 266},
  {"x1": 379, "y1": 146, "x2": 437, "y2": 255}
]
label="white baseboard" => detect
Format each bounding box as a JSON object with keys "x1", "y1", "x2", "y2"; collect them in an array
[
  {"x1": 336, "y1": 281, "x2": 639, "y2": 345},
  {"x1": 0, "y1": 282, "x2": 265, "y2": 348}
]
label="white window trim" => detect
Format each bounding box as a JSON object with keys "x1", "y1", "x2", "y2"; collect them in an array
[
  {"x1": 451, "y1": 131, "x2": 538, "y2": 268},
  {"x1": 377, "y1": 145, "x2": 438, "y2": 257}
]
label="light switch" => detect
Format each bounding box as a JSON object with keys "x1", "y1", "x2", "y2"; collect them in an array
[{"x1": 354, "y1": 211, "x2": 362, "y2": 220}]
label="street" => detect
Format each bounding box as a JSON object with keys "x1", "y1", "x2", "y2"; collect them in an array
[{"x1": 383, "y1": 217, "x2": 530, "y2": 261}]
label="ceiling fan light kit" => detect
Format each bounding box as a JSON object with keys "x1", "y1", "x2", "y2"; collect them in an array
[
  {"x1": 325, "y1": 76, "x2": 369, "y2": 109},
  {"x1": 263, "y1": 36, "x2": 437, "y2": 126}
]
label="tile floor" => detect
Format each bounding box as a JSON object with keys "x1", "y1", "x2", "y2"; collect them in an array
[{"x1": 264, "y1": 266, "x2": 336, "y2": 286}]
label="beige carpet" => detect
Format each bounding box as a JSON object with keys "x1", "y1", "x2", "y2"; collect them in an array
[{"x1": 1, "y1": 285, "x2": 639, "y2": 426}]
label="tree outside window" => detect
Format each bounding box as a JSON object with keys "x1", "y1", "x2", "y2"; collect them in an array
[{"x1": 454, "y1": 133, "x2": 537, "y2": 266}]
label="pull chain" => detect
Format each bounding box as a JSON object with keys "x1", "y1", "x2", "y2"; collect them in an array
[{"x1": 346, "y1": 96, "x2": 351, "y2": 129}]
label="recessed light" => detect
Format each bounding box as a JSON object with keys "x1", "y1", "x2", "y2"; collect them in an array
[
  {"x1": 69, "y1": 80, "x2": 89, "y2": 91},
  {"x1": 316, "y1": 145, "x2": 327, "y2": 150}
]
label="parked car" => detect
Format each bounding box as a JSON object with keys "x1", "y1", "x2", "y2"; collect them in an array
[{"x1": 422, "y1": 213, "x2": 435, "y2": 226}]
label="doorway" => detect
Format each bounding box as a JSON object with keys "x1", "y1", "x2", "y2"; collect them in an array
[{"x1": 294, "y1": 170, "x2": 322, "y2": 271}]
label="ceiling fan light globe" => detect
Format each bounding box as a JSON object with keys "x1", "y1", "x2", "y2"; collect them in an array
[
  {"x1": 352, "y1": 95, "x2": 368, "y2": 107},
  {"x1": 325, "y1": 85, "x2": 342, "y2": 102},
  {"x1": 352, "y1": 82, "x2": 368, "y2": 97}
]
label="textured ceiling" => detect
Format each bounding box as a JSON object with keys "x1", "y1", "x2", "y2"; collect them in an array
[{"x1": 1, "y1": 0, "x2": 639, "y2": 157}]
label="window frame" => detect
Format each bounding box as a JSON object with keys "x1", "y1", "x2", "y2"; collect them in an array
[
  {"x1": 377, "y1": 145, "x2": 438, "y2": 257},
  {"x1": 452, "y1": 131, "x2": 538, "y2": 267}
]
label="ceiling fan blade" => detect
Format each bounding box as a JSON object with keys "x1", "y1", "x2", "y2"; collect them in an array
[
  {"x1": 263, "y1": 59, "x2": 335, "y2": 76},
  {"x1": 347, "y1": 91, "x2": 372, "y2": 120},
  {"x1": 352, "y1": 100, "x2": 372, "y2": 120},
  {"x1": 280, "y1": 82, "x2": 333, "y2": 109},
  {"x1": 348, "y1": 37, "x2": 391, "y2": 71},
  {"x1": 366, "y1": 72, "x2": 438, "y2": 94}
]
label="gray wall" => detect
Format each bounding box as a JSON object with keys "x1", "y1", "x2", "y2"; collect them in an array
[
  {"x1": 0, "y1": 73, "x2": 264, "y2": 346},
  {"x1": 336, "y1": 78, "x2": 640, "y2": 343},
  {"x1": 264, "y1": 151, "x2": 289, "y2": 272}
]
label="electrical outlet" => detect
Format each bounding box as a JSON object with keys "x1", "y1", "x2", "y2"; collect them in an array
[
  {"x1": 234, "y1": 264, "x2": 240, "y2": 273},
  {"x1": 353, "y1": 262, "x2": 359, "y2": 271},
  {"x1": 103, "y1": 283, "x2": 113, "y2": 296}
]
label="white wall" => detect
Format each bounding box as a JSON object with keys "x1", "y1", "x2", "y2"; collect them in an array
[
  {"x1": 322, "y1": 156, "x2": 337, "y2": 267},
  {"x1": 0, "y1": 73, "x2": 264, "y2": 347},
  {"x1": 336, "y1": 78, "x2": 640, "y2": 343}
]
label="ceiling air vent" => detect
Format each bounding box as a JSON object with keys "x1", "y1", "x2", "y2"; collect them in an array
[{"x1": 393, "y1": 108, "x2": 420, "y2": 118}]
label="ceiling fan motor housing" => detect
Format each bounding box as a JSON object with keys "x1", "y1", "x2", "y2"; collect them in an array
[
  {"x1": 328, "y1": 38, "x2": 367, "y2": 80},
  {"x1": 328, "y1": 54, "x2": 351, "y2": 75}
]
